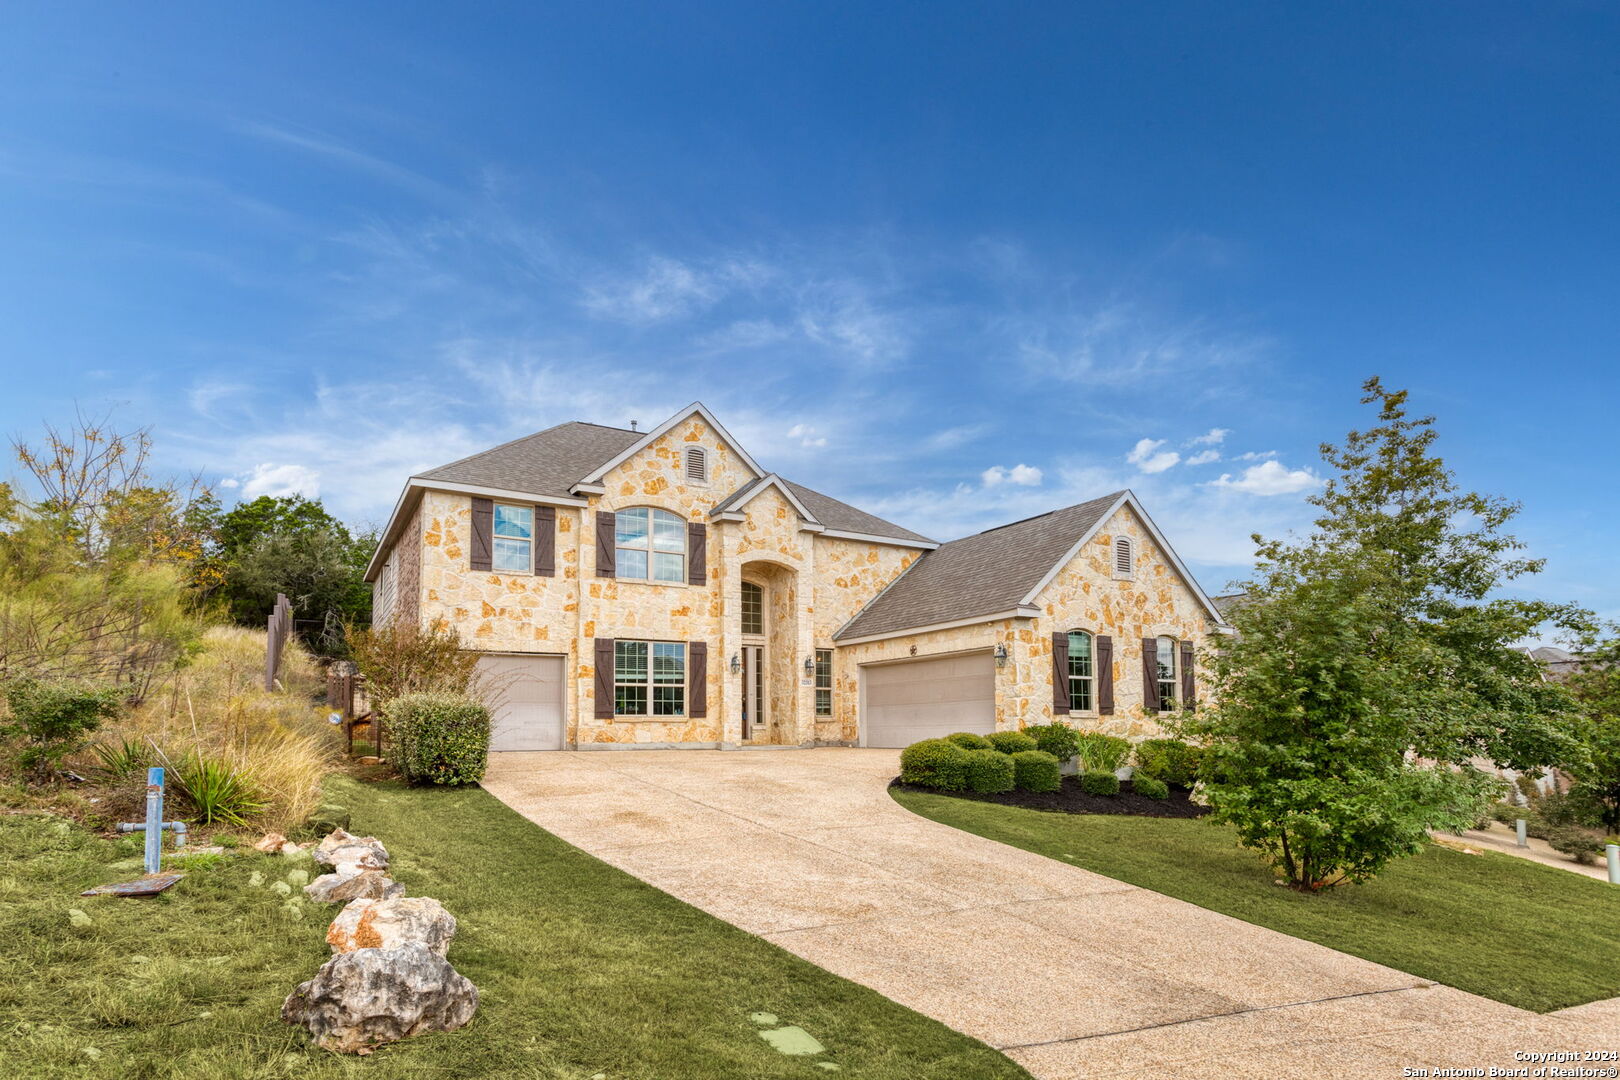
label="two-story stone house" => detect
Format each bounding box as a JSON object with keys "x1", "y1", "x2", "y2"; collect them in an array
[{"x1": 365, "y1": 402, "x2": 1229, "y2": 751}]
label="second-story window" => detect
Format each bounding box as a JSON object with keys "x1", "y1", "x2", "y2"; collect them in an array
[
  {"x1": 492, "y1": 503, "x2": 533, "y2": 572},
  {"x1": 616, "y1": 507, "x2": 686, "y2": 582}
]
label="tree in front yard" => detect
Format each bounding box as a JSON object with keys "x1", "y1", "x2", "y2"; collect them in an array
[
  {"x1": 1565, "y1": 627, "x2": 1620, "y2": 832},
  {"x1": 1191, "y1": 378, "x2": 1587, "y2": 890}
]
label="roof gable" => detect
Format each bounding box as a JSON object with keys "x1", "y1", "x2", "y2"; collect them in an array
[{"x1": 577, "y1": 402, "x2": 762, "y2": 488}]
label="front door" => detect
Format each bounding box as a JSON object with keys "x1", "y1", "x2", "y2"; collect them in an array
[{"x1": 741, "y1": 645, "x2": 766, "y2": 740}]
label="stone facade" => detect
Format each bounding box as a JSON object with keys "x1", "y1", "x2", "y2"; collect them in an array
[{"x1": 381, "y1": 410, "x2": 1219, "y2": 750}]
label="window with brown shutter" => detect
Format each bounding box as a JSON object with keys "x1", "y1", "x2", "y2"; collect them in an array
[
  {"x1": 593, "y1": 638, "x2": 615, "y2": 718},
  {"x1": 534, "y1": 505, "x2": 555, "y2": 577},
  {"x1": 1096, "y1": 635, "x2": 1115, "y2": 714},
  {"x1": 1141, "y1": 638, "x2": 1160, "y2": 712},
  {"x1": 595, "y1": 511, "x2": 616, "y2": 578},
  {"x1": 1179, "y1": 640, "x2": 1196, "y2": 710},
  {"x1": 470, "y1": 497, "x2": 493, "y2": 572},
  {"x1": 689, "y1": 641, "x2": 708, "y2": 718},
  {"x1": 687, "y1": 521, "x2": 707, "y2": 585},
  {"x1": 1051, "y1": 631, "x2": 1070, "y2": 713}
]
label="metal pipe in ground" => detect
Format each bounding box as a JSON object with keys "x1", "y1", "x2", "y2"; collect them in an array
[
  {"x1": 144, "y1": 766, "x2": 165, "y2": 874},
  {"x1": 1608, "y1": 844, "x2": 1619, "y2": 886},
  {"x1": 1515, "y1": 818, "x2": 1528, "y2": 848}
]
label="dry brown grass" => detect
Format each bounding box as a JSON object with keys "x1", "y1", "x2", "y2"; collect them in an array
[{"x1": 80, "y1": 626, "x2": 341, "y2": 831}]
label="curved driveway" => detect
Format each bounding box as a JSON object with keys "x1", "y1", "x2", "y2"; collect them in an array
[{"x1": 484, "y1": 748, "x2": 1617, "y2": 1079}]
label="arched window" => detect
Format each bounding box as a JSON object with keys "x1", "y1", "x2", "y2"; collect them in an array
[
  {"x1": 615, "y1": 507, "x2": 686, "y2": 582},
  {"x1": 1155, "y1": 635, "x2": 1177, "y2": 711},
  {"x1": 684, "y1": 446, "x2": 708, "y2": 484},
  {"x1": 741, "y1": 581, "x2": 764, "y2": 635},
  {"x1": 1066, "y1": 630, "x2": 1094, "y2": 712},
  {"x1": 1113, "y1": 536, "x2": 1134, "y2": 579}
]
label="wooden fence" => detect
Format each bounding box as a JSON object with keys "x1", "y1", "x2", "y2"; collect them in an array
[
  {"x1": 264, "y1": 593, "x2": 293, "y2": 691},
  {"x1": 325, "y1": 663, "x2": 377, "y2": 758}
]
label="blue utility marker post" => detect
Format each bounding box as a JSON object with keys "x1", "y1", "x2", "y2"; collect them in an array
[{"x1": 144, "y1": 767, "x2": 165, "y2": 875}]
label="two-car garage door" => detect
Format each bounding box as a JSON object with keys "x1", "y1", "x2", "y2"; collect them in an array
[
  {"x1": 477, "y1": 654, "x2": 565, "y2": 751},
  {"x1": 861, "y1": 650, "x2": 996, "y2": 748}
]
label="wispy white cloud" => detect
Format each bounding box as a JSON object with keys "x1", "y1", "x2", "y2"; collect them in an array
[
  {"x1": 234, "y1": 120, "x2": 453, "y2": 202},
  {"x1": 981, "y1": 463, "x2": 1043, "y2": 488},
  {"x1": 1188, "y1": 427, "x2": 1229, "y2": 446},
  {"x1": 786, "y1": 423, "x2": 827, "y2": 448},
  {"x1": 237, "y1": 462, "x2": 321, "y2": 499},
  {"x1": 1185, "y1": 449, "x2": 1221, "y2": 466},
  {"x1": 1211, "y1": 460, "x2": 1320, "y2": 496},
  {"x1": 581, "y1": 255, "x2": 726, "y2": 323},
  {"x1": 1126, "y1": 437, "x2": 1181, "y2": 474}
]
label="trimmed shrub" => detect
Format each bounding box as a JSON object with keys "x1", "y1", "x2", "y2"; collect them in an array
[
  {"x1": 390, "y1": 692, "x2": 491, "y2": 786},
  {"x1": 1, "y1": 677, "x2": 123, "y2": 783},
  {"x1": 1133, "y1": 738, "x2": 1203, "y2": 788},
  {"x1": 1074, "y1": 732, "x2": 1131, "y2": 774},
  {"x1": 1131, "y1": 774, "x2": 1170, "y2": 799},
  {"x1": 944, "y1": 732, "x2": 993, "y2": 751},
  {"x1": 1023, "y1": 723, "x2": 1080, "y2": 762},
  {"x1": 1011, "y1": 750, "x2": 1061, "y2": 793},
  {"x1": 1080, "y1": 770, "x2": 1121, "y2": 796},
  {"x1": 964, "y1": 748, "x2": 1015, "y2": 793},
  {"x1": 986, "y1": 730, "x2": 1038, "y2": 755},
  {"x1": 900, "y1": 738, "x2": 972, "y2": 790},
  {"x1": 1546, "y1": 826, "x2": 1604, "y2": 865}
]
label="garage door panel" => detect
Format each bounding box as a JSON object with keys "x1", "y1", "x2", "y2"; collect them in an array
[
  {"x1": 862, "y1": 651, "x2": 995, "y2": 748},
  {"x1": 478, "y1": 654, "x2": 565, "y2": 751}
]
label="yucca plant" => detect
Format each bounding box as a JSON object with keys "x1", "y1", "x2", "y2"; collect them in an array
[
  {"x1": 90, "y1": 735, "x2": 155, "y2": 781},
  {"x1": 167, "y1": 749, "x2": 267, "y2": 826}
]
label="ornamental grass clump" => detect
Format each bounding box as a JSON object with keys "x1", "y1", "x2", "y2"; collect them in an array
[
  {"x1": 1073, "y1": 732, "x2": 1130, "y2": 774},
  {"x1": 389, "y1": 693, "x2": 492, "y2": 786}
]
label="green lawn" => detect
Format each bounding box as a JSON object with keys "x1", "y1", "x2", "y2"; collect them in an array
[
  {"x1": 892, "y1": 788, "x2": 1620, "y2": 1013},
  {"x1": 0, "y1": 777, "x2": 1029, "y2": 1080}
]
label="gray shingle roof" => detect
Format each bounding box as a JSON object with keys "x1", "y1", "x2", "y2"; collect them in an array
[
  {"x1": 416, "y1": 422, "x2": 641, "y2": 498},
  {"x1": 415, "y1": 422, "x2": 931, "y2": 545},
  {"x1": 835, "y1": 492, "x2": 1126, "y2": 640}
]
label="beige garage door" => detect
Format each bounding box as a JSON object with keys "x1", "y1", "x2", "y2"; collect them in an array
[
  {"x1": 477, "y1": 654, "x2": 566, "y2": 751},
  {"x1": 861, "y1": 650, "x2": 996, "y2": 748}
]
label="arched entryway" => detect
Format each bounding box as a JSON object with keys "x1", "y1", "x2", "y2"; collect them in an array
[{"x1": 737, "y1": 560, "x2": 800, "y2": 745}]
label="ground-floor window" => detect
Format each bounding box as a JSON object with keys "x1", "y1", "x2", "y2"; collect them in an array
[
  {"x1": 1067, "y1": 629, "x2": 1093, "y2": 712},
  {"x1": 614, "y1": 640, "x2": 686, "y2": 716},
  {"x1": 1155, "y1": 635, "x2": 1177, "y2": 711},
  {"x1": 814, "y1": 648, "x2": 833, "y2": 717}
]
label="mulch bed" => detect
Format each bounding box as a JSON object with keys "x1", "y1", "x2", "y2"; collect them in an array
[{"x1": 891, "y1": 776, "x2": 1210, "y2": 818}]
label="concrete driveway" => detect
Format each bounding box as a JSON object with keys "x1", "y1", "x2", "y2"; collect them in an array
[{"x1": 484, "y1": 748, "x2": 1617, "y2": 1079}]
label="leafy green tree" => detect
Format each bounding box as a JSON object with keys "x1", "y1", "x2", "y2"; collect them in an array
[
  {"x1": 1565, "y1": 628, "x2": 1620, "y2": 832},
  {"x1": 213, "y1": 496, "x2": 375, "y2": 640},
  {"x1": 1190, "y1": 378, "x2": 1587, "y2": 890}
]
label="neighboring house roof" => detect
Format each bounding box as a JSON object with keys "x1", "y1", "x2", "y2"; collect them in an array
[
  {"x1": 416, "y1": 421, "x2": 641, "y2": 499},
  {"x1": 1211, "y1": 593, "x2": 1250, "y2": 618},
  {"x1": 834, "y1": 490, "x2": 1229, "y2": 642}
]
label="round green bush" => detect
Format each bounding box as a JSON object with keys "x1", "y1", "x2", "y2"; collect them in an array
[
  {"x1": 1079, "y1": 769, "x2": 1120, "y2": 796},
  {"x1": 944, "y1": 732, "x2": 993, "y2": 750},
  {"x1": 1131, "y1": 774, "x2": 1169, "y2": 799},
  {"x1": 1023, "y1": 723, "x2": 1080, "y2": 762},
  {"x1": 1011, "y1": 750, "x2": 1061, "y2": 793},
  {"x1": 1132, "y1": 738, "x2": 1203, "y2": 788},
  {"x1": 986, "y1": 730, "x2": 1038, "y2": 755},
  {"x1": 389, "y1": 692, "x2": 491, "y2": 786},
  {"x1": 964, "y1": 748, "x2": 1015, "y2": 793},
  {"x1": 900, "y1": 738, "x2": 972, "y2": 790},
  {"x1": 1546, "y1": 826, "x2": 1604, "y2": 865}
]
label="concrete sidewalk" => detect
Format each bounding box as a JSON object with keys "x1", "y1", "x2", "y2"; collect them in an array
[{"x1": 484, "y1": 748, "x2": 1616, "y2": 1079}]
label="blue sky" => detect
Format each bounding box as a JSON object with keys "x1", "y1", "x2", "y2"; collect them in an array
[{"x1": 2, "y1": 4, "x2": 1617, "y2": 623}]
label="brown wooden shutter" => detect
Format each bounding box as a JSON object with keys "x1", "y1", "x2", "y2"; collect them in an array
[
  {"x1": 1179, "y1": 640, "x2": 1196, "y2": 710},
  {"x1": 593, "y1": 638, "x2": 615, "y2": 719},
  {"x1": 470, "y1": 497, "x2": 493, "y2": 572},
  {"x1": 1051, "y1": 632, "x2": 1070, "y2": 713},
  {"x1": 534, "y1": 505, "x2": 555, "y2": 577},
  {"x1": 687, "y1": 522, "x2": 707, "y2": 585},
  {"x1": 1141, "y1": 638, "x2": 1160, "y2": 713},
  {"x1": 595, "y1": 511, "x2": 616, "y2": 578},
  {"x1": 1096, "y1": 635, "x2": 1115, "y2": 714},
  {"x1": 689, "y1": 641, "x2": 707, "y2": 718}
]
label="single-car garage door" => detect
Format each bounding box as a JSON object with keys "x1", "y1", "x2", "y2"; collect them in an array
[
  {"x1": 477, "y1": 654, "x2": 566, "y2": 751},
  {"x1": 861, "y1": 650, "x2": 996, "y2": 748}
]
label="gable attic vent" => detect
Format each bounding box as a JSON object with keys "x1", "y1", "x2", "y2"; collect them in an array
[
  {"x1": 1113, "y1": 536, "x2": 1134, "y2": 578},
  {"x1": 684, "y1": 446, "x2": 708, "y2": 484}
]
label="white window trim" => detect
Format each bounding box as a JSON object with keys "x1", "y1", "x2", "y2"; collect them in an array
[
  {"x1": 741, "y1": 580, "x2": 765, "y2": 637},
  {"x1": 1065, "y1": 629, "x2": 1096, "y2": 715},
  {"x1": 614, "y1": 506, "x2": 687, "y2": 584},
  {"x1": 492, "y1": 501, "x2": 534, "y2": 575},
  {"x1": 1155, "y1": 635, "x2": 1178, "y2": 712},
  {"x1": 613, "y1": 639, "x2": 688, "y2": 719},
  {"x1": 814, "y1": 648, "x2": 833, "y2": 718}
]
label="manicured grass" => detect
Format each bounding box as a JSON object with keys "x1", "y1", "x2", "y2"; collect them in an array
[
  {"x1": 0, "y1": 778, "x2": 1028, "y2": 1079},
  {"x1": 892, "y1": 788, "x2": 1620, "y2": 1013}
]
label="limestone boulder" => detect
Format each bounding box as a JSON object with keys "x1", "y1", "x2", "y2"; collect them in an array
[
  {"x1": 326, "y1": 897, "x2": 456, "y2": 957},
  {"x1": 314, "y1": 828, "x2": 389, "y2": 874},
  {"x1": 253, "y1": 832, "x2": 289, "y2": 853},
  {"x1": 305, "y1": 870, "x2": 404, "y2": 904},
  {"x1": 281, "y1": 943, "x2": 477, "y2": 1054}
]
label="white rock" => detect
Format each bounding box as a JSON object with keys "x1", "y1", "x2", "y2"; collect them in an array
[
  {"x1": 304, "y1": 870, "x2": 404, "y2": 904},
  {"x1": 326, "y1": 897, "x2": 456, "y2": 958},
  {"x1": 281, "y1": 943, "x2": 477, "y2": 1054}
]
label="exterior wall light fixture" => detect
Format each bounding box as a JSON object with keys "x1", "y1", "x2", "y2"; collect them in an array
[
  {"x1": 803, "y1": 656, "x2": 815, "y2": 677},
  {"x1": 994, "y1": 643, "x2": 1009, "y2": 667},
  {"x1": 730, "y1": 653, "x2": 741, "y2": 675}
]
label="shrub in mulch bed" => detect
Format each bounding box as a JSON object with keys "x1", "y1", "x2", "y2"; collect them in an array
[{"x1": 890, "y1": 775, "x2": 1211, "y2": 819}]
